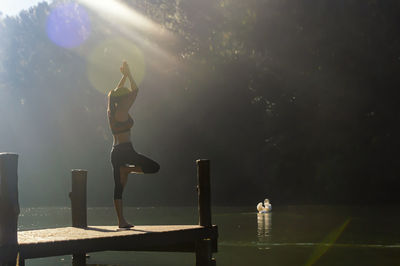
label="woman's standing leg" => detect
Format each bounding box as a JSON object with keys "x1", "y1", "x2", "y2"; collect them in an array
[
  {"x1": 111, "y1": 147, "x2": 133, "y2": 228},
  {"x1": 111, "y1": 145, "x2": 159, "y2": 228}
]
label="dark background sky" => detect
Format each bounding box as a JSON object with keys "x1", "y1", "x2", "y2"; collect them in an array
[{"x1": 0, "y1": 0, "x2": 399, "y2": 207}]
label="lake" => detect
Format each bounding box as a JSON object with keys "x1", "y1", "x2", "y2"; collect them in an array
[{"x1": 18, "y1": 205, "x2": 400, "y2": 265}]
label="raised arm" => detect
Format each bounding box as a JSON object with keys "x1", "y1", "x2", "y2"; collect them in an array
[
  {"x1": 117, "y1": 73, "x2": 128, "y2": 89},
  {"x1": 127, "y1": 72, "x2": 138, "y2": 92},
  {"x1": 122, "y1": 62, "x2": 138, "y2": 107}
]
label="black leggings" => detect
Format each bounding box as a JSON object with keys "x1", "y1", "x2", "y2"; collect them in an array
[{"x1": 111, "y1": 142, "x2": 160, "y2": 199}]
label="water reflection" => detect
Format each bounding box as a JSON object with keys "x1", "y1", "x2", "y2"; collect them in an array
[{"x1": 257, "y1": 212, "x2": 272, "y2": 242}]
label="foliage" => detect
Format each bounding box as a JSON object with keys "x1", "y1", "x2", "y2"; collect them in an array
[{"x1": 0, "y1": 0, "x2": 399, "y2": 206}]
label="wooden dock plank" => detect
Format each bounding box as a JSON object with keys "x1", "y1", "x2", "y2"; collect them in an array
[
  {"x1": 17, "y1": 225, "x2": 218, "y2": 259},
  {"x1": 0, "y1": 158, "x2": 218, "y2": 265},
  {"x1": 19, "y1": 225, "x2": 202, "y2": 244}
]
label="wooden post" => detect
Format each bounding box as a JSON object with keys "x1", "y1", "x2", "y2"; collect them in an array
[
  {"x1": 17, "y1": 254, "x2": 24, "y2": 266},
  {"x1": 72, "y1": 254, "x2": 86, "y2": 266},
  {"x1": 197, "y1": 159, "x2": 211, "y2": 227},
  {"x1": 196, "y1": 239, "x2": 216, "y2": 266},
  {"x1": 0, "y1": 153, "x2": 19, "y2": 266},
  {"x1": 195, "y1": 159, "x2": 215, "y2": 266},
  {"x1": 69, "y1": 170, "x2": 87, "y2": 266},
  {"x1": 70, "y1": 170, "x2": 87, "y2": 228}
]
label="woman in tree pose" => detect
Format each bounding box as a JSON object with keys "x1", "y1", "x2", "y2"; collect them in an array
[{"x1": 107, "y1": 61, "x2": 160, "y2": 229}]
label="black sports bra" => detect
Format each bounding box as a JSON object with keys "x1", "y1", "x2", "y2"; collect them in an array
[{"x1": 108, "y1": 113, "x2": 134, "y2": 134}]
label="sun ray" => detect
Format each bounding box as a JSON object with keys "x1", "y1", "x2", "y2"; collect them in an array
[
  {"x1": 77, "y1": 0, "x2": 173, "y2": 40},
  {"x1": 78, "y1": 0, "x2": 180, "y2": 93}
]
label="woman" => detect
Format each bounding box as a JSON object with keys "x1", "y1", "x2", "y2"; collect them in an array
[{"x1": 108, "y1": 61, "x2": 160, "y2": 229}]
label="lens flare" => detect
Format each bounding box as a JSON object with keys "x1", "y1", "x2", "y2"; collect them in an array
[
  {"x1": 87, "y1": 38, "x2": 146, "y2": 94},
  {"x1": 305, "y1": 218, "x2": 351, "y2": 266},
  {"x1": 46, "y1": 3, "x2": 91, "y2": 48}
]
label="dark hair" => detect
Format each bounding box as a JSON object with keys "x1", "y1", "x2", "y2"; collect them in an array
[{"x1": 107, "y1": 87, "x2": 130, "y2": 116}]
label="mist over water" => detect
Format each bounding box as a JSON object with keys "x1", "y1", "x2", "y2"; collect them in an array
[
  {"x1": 2, "y1": 1, "x2": 400, "y2": 265},
  {"x1": 0, "y1": 1, "x2": 399, "y2": 206}
]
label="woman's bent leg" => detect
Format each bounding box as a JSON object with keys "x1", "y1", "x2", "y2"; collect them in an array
[
  {"x1": 121, "y1": 165, "x2": 143, "y2": 174},
  {"x1": 111, "y1": 144, "x2": 158, "y2": 227},
  {"x1": 130, "y1": 153, "x2": 160, "y2": 174}
]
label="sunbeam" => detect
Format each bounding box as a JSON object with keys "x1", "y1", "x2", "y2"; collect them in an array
[
  {"x1": 87, "y1": 38, "x2": 146, "y2": 94},
  {"x1": 77, "y1": 0, "x2": 172, "y2": 40},
  {"x1": 78, "y1": 0, "x2": 179, "y2": 92}
]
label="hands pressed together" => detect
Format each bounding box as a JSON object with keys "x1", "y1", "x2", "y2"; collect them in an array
[
  {"x1": 120, "y1": 61, "x2": 132, "y2": 77},
  {"x1": 117, "y1": 60, "x2": 138, "y2": 92}
]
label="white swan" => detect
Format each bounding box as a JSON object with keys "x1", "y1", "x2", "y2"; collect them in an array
[{"x1": 257, "y1": 198, "x2": 272, "y2": 213}]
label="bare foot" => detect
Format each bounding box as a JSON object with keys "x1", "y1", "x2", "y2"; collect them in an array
[{"x1": 118, "y1": 222, "x2": 134, "y2": 229}]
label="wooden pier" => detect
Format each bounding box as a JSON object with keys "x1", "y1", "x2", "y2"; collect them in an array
[{"x1": 0, "y1": 153, "x2": 218, "y2": 266}]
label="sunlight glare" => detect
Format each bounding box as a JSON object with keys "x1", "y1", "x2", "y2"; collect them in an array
[
  {"x1": 79, "y1": 0, "x2": 180, "y2": 90},
  {"x1": 0, "y1": 0, "x2": 50, "y2": 17},
  {"x1": 77, "y1": 0, "x2": 171, "y2": 39},
  {"x1": 87, "y1": 38, "x2": 146, "y2": 95}
]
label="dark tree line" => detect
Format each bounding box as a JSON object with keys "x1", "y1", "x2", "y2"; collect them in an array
[{"x1": 0, "y1": 0, "x2": 399, "y2": 206}]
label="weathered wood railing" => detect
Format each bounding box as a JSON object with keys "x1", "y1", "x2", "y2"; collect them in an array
[{"x1": 0, "y1": 153, "x2": 217, "y2": 266}]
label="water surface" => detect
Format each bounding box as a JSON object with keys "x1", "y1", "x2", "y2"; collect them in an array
[{"x1": 19, "y1": 205, "x2": 400, "y2": 265}]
